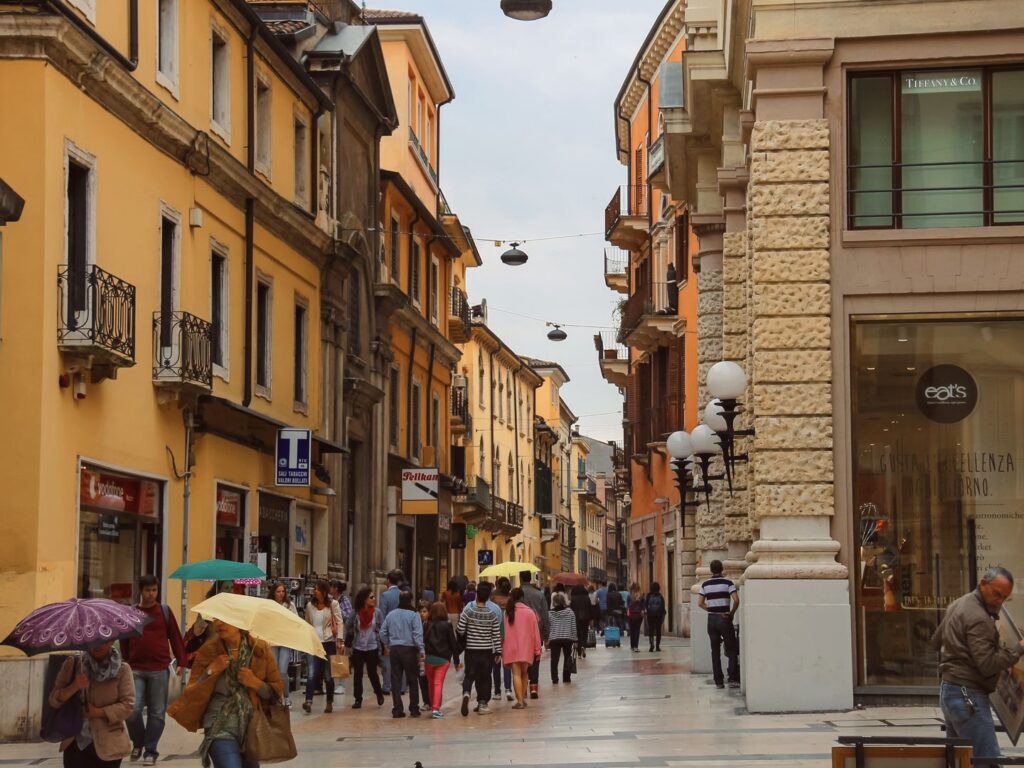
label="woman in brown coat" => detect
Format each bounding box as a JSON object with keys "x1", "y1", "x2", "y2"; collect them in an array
[
  {"x1": 167, "y1": 620, "x2": 283, "y2": 768},
  {"x1": 48, "y1": 640, "x2": 135, "y2": 768}
]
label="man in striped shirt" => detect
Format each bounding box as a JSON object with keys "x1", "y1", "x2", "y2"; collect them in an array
[
  {"x1": 698, "y1": 560, "x2": 740, "y2": 689},
  {"x1": 457, "y1": 581, "x2": 502, "y2": 715}
]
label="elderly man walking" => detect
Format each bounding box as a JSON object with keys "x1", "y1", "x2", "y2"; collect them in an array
[{"x1": 933, "y1": 566, "x2": 1024, "y2": 765}]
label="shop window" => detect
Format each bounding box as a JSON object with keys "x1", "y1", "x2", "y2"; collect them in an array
[
  {"x1": 255, "y1": 280, "x2": 271, "y2": 395},
  {"x1": 78, "y1": 465, "x2": 162, "y2": 602},
  {"x1": 157, "y1": 0, "x2": 179, "y2": 95},
  {"x1": 852, "y1": 316, "x2": 1024, "y2": 688},
  {"x1": 215, "y1": 484, "x2": 246, "y2": 562},
  {"x1": 210, "y1": 26, "x2": 230, "y2": 140},
  {"x1": 257, "y1": 492, "x2": 290, "y2": 580},
  {"x1": 848, "y1": 67, "x2": 1024, "y2": 229},
  {"x1": 255, "y1": 77, "x2": 271, "y2": 175},
  {"x1": 210, "y1": 246, "x2": 227, "y2": 374}
]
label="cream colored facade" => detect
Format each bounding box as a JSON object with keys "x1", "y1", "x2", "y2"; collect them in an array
[
  {"x1": 632, "y1": 0, "x2": 1024, "y2": 712},
  {"x1": 450, "y1": 318, "x2": 541, "y2": 579}
]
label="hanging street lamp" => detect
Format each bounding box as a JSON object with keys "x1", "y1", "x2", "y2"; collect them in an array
[
  {"x1": 500, "y1": 241, "x2": 528, "y2": 266},
  {"x1": 501, "y1": 0, "x2": 552, "y2": 21},
  {"x1": 546, "y1": 323, "x2": 567, "y2": 341}
]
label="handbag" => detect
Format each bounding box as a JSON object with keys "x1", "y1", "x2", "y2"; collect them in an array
[
  {"x1": 244, "y1": 700, "x2": 297, "y2": 763},
  {"x1": 585, "y1": 628, "x2": 597, "y2": 648},
  {"x1": 568, "y1": 652, "x2": 577, "y2": 675},
  {"x1": 40, "y1": 656, "x2": 84, "y2": 743},
  {"x1": 330, "y1": 653, "x2": 350, "y2": 679}
]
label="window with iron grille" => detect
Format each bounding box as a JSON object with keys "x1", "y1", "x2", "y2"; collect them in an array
[{"x1": 848, "y1": 67, "x2": 1024, "y2": 229}]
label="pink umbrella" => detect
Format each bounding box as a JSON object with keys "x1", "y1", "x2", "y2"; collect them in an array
[{"x1": 1, "y1": 598, "x2": 150, "y2": 656}]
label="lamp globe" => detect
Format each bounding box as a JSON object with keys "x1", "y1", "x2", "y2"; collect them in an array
[{"x1": 707, "y1": 360, "x2": 747, "y2": 400}]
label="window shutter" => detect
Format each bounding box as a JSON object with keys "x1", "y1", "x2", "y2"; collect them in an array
[{"x1": 675, "y1": 211, "x2": 689, "y2": 284}]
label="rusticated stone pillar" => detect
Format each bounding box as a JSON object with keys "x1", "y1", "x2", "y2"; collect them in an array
[
  {"x1": 689, "y1": 213, "x2": 726, "y2": 675},
  {"x1": 741, "y1": 37, "x2": 852, "y2": 713}
]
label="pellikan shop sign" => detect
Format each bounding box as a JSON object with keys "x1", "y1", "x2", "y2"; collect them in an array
[
  {"x1": 401, "y1": 468, "x2": 439, "y2": 515},
  {"x1": 915, "y1": 364, "x2": 978, "y2": 424}
]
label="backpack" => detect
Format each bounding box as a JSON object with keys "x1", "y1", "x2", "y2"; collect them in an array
[
  {"x1": 627, "y1": 599, "x2": 643, "y2": 618},
  {"x1": 646, "y1": 593, "x2": 665, "y2": 616}
]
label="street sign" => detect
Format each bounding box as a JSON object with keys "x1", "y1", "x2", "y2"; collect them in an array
[
  {"x1": 276, "y1": 428, "x2": 311, "y2": 486},
  {"x1": 401, "y1": 468, "x2": 439, "y2": 515}
]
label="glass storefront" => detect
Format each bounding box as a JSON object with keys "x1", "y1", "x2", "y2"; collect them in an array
[
  {"x1": 258, "y1": 492, "x2": 291, "y2": 581},
  {"x1": 78, "y1": 465, "x2": 162, "y2": 603},
  {"x1": 852, "y1": 315, "x2": 1024, "y2": 687},
  {"x1": 215, "y1": 484, "x2": 246, "y2": 562}
]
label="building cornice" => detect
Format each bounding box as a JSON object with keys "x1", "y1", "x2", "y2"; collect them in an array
[{"x1": 0, "y1": 15, "x2": 332, "y2": 265}]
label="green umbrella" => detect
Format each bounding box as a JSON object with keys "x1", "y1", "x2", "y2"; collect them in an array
[{"x1": 169, "y1": 559, "x2": 266, "y2": 582}]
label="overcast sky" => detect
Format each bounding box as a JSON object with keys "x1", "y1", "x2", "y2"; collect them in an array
[{"x1": 379, "y1": 0, "x2": 665, "y2": 444}]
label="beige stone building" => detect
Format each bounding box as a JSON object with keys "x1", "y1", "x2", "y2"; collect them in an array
[{"x1": 632, "y1": 0, "x2": 1024, "y2": 711}]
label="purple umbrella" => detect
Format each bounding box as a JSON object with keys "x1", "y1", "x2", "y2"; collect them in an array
[{"x1": 1, "y1": 598, "x2": 150, "y2": 656}]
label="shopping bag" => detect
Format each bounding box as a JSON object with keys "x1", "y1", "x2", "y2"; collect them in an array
[
  {"x1": 244, "y1": 700, "x2": 297, "y2": 763},
  {"x1": 568, "y1": 652, "x2": 577, "y2": 675},
  {"x1": 40, "y1": 657, "x2": 83, "y2": 742},
  {"x1": 585, "y1": 628, "x2": 597, "y2": 648},
  {"x1": 330, "y1": 653, "x2": 350, "y2": 679}
]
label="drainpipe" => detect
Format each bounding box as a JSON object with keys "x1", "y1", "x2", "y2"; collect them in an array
[
  {"x1": 46, "y1": 0, "x2": 138, "y2": 70},
  {"x1": 176, "y1": 413, "x2": 194, "y2": 630}
]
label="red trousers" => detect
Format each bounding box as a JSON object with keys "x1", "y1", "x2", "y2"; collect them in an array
[{"x1": 424, "y1": 661, "x2": 450, "y2": 710}]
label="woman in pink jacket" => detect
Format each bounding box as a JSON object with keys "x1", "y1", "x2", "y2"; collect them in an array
[{"x1": 502, "y1": 587, "x2": 542, "y2": 709}]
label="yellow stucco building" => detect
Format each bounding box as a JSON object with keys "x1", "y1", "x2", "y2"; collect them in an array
[
  {"x1": 451, "y1": 315, "x2": 542, "y2": 580},
  {"x1": 0, "y1": 0, "x2": 342, "y2": 735}
]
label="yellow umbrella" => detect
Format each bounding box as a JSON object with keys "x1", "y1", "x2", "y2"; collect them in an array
[
  {"x1": 191, "y1": 592, "x2": 326, "y2": 658},
  {"x1": 479, "y1": 561, "x2": 540, "y2": 579}
]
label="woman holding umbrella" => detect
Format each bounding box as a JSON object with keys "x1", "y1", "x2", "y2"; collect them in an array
[
  {"x1": 167, "y1": 618, "x2": 283, "y2": 768},
  {"x1": 49, "y1": 640, "x2": 135, "y2": 768}
]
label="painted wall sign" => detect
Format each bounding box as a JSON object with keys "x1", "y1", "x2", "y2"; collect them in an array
[{"x1": 401, "y1": 468, "x2": 439, "y2": 515}]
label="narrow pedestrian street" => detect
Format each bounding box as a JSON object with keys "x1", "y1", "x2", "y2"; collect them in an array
[{"x1": 7, "y1": 639, "x2": 1009, "y2": 768}]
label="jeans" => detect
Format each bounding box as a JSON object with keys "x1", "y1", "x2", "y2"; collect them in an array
[
  {"x1": 647, "y1": 614, "x2": 664, "y2": 649},
  {"x1": 491, "y1": 660, "x2": 512, "y2": 693},
  {"x1": 350, "y1": 648, "x2": 383, "y2": 703},
  {"x1": 62, "y1": 741, "x2": 122, "y2": 768},
  {"x1": 549, "y1": 639, "x2": 574, "y2": 682},
  {"x1": 708, "y1": 614, "x2": 739, "y2": 684},
  {"x1": 388, "y1": 646, "x2": 420, "y2": 715},
  {"x1": 940, "y1": 681, "x2": 1001, "y2": 766},
  {"x1": 628, "y1": 616, "x2": 643, "y2": 649},
  {"x1": 271, "y1": 646, "x2": 292, "y2": 698},
  {"x1": 304, "y1": 641, "x2": 336, "y2": 703},
  {"x1": 126, "y1": 669, "x2": 169, "y2": 757},
  {"x1": 206, "y1": 737, "x2": 258, "y2": 768},
  {"x1": 463, "y1": 649, "x2": 493, "y2": 704},
  {"x1": 424, "y1": 661, "x2": 450, "y2": 711}
]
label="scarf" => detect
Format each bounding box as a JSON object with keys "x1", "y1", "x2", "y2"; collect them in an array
[
  {"x1": 80, "y1": 644, "x2": 122, "y2": 682},
  {"x1": 199, "y1": 638, "x2": 254, "y2": 767},
  {"x1": 358, "y1": 605, "x2": 375, "y2": 630}
]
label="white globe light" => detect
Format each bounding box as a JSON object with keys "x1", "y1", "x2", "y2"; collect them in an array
[
  {"x1": 704, "y1": 399, "x2": 728, "y2": 432},
  {"x1": 707, "y1": 361, "x2": 747, "y2": 400},
  {"x1": 690, "y1": 424, "x2": 722, "y2": 455},
  {"x1": 666, "y1": 430, "x2": 692, "y2": 459}
]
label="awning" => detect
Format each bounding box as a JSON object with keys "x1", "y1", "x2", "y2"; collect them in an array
[{"x1": 196, "y1": 395, "x2": 347, "y2": 460}]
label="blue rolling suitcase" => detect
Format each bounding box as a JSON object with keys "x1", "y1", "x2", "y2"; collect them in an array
[{"x1": 604, "y1": 625, "x2": 621, "y2": 647}]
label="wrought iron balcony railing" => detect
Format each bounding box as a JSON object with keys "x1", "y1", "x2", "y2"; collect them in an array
[
  {"x1": 408, "y1": 126, "x2": 438, "y2": 187},
  {"x1": 605, "y1": 185, "x2": 649, "y2": 238},
  {"x1": 57, "y1": 264, "x2": 136, "y2": 364},
  {"x1": 449, "y1": 286, "x2": 471, "y2": 340},
  {"x1": 153, "y1": 311, "x2": 213, "y2": 390},
  {"x1": 619, "y1": 281, "x2": 673, "y2": 341},
  {"x1": 595, "y1": 330, "x2": 628, "y2": 362}
]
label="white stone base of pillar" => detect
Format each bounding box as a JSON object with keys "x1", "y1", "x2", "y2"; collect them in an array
[
  {"x1": 689, "y1": 592, "x2": 712, "y2": 673},
  {"x1": 742, "y1": 577, "x2": 853, "y2": 712}
]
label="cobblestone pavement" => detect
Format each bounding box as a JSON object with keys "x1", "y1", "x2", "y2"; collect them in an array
[{"x1": 4, "y1": 638, "x2": 1024, "y2": 767}]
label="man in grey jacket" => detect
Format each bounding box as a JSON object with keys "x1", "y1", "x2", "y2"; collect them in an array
[
  {"x1": 520, "y1": 571, "x2": 549, "y2": 699},
  {"x1": 933, "y1": 566, "x2": 1024, "y2": 765}
]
